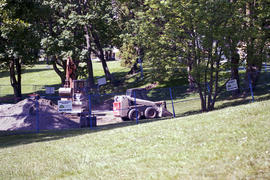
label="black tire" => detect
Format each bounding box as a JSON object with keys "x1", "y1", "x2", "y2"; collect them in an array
[
  {"x1": 121, "y1": 117, "x2": 129, "y2": 121},
  {"x1": 144, "y1": 107, "x2": 157, "y2": 119},
  {"x1": 128, "y1": 109, "x2": 141, "y2": 121}
]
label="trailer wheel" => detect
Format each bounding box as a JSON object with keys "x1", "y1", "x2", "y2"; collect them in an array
[
  {"x1": 128, "y1": 109, "x2": 141, "y2": 121},
  {"x1": 144, "y1": 107, "x2": 157, "y2": 119}
]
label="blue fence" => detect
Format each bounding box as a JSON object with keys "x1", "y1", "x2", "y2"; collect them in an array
[{"x1": 1, "y1": 68, "x2": 270, "y2": 135}]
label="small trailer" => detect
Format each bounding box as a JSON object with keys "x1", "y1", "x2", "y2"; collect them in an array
[{"x1": 113, "y1": 88, "x2": 172, "y2": 120}]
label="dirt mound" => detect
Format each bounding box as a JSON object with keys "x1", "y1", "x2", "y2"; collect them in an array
[{"x1": 0, "y1": 98, "x2": 79, "y2": 131}]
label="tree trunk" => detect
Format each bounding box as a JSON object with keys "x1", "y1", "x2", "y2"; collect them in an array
[
  {"x1": 75, "y1": 1, "x2": 95, "y2": 88},
  {"x1": 230, "y1": 46, "x2": 240, "y2": 95},
  {"x1": 84, "y1": 25, "x2": 95, "y2": 87},
  {"x1": 89, "y1": 25, "x2": 113, "y2": 82},
  {"x1": 9, "y1": 58, "x2": 22, "y2": 102},
  {"x1": 108, "y1": 49, "x2": 113, "y2": 60},
  {"x1": 197, "y1": 84, "x2": 207, "y2": 112},
  {"x1": 187, "y1": 63, "x2": 195, "y2": 92},
  {"x1": 212, "y1": 46, "x2": 222, "y2": 109},
  {"x1": 246, "y1": 64, "x2": 261, "y2": 90},
  {"x1": 245, "y1": 38, "x2": 263, "y2": 90},
  {"x1": 86, "y1": 56, "x2": 95, "y2": 87},
  {"x1": 105, "y1": 51, "x2": 109, "y2": 61},
  {"x1": 52, "y1": 56, "x2": 66, "y2": 85},
  {"x1": 244, "y1": 1, "x2": 263, "y2": 91}
]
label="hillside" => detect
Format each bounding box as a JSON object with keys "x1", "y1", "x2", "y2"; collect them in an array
[{"x1": 0, "y1": 99, "x2": 269, "y2": 179}]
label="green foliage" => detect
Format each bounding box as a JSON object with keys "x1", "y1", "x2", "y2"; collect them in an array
[
  {"x1": 0, "y1": 0, "x2": 42, "y2": 67},
  {"x1": 119, "y1": 0, "x2": 270, "y2": 111},
  {"x1": 0, "y1": 0, "x2": 45, "y2": 98},
  {"x1": 120, "y1": 41, "x2": 138, "y2": 68},
  {"x1": 40, "y1": 0, "x2": 122, "y2": 82}
]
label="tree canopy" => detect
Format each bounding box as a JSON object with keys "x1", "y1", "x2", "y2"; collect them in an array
[
  {"x1": 119, "y1": 0, "x2": 270, "y2": 111},
  {"x1": 0, "y1": 0, "x2": 269, "y2": 111},
  {"x1": 0, "y1": 0, "x2": 43, "y2": 99}
]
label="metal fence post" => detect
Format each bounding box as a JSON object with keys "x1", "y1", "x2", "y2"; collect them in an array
[
  {"x1": 169, "y1": 88, "x2": 176, "y2": 118},
  {"x1": 35, "y1": 97, "x2": 40, "y2": 133},
  {"x1": 89, "y1": 94, "x2": 92, "y2": 129},
  {"x1": 248, "y1": 73, "x2": 255, "y2": 102}
]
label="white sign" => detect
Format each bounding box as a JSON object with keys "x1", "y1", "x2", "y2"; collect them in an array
[
  {"x1": 97, "y1": 77, "x2": 106, "y2": 86},
  {"x1": 226, "y1": 79, "x2": 238, "y2": 91},
  {"x1": 45, "y1": 87, "x2": 55, "y2": 94},
  {"x1": 58, "y1": 100, "x2": 72, "y2": 112}
]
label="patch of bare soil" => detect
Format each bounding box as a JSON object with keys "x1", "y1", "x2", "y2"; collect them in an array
[
  {"x1": 89, "y1": 98, "x2": 123, "y2": 125},
  {"x1": 0, "y1": 98, "x2": 79, "y2": 131},
  {"x1": 92, "y1": 110, "x2": 123, "y2": 126},
  {"x1": 92, "y1": 98, "x2": 114, "y2": 111},
  {"x1": 91, "y1": 97, "x2": 123, "y2": 125}
]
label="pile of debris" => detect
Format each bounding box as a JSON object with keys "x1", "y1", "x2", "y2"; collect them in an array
[{"x1": 0, "y1": 98, "x2": 79, "y2": 131}]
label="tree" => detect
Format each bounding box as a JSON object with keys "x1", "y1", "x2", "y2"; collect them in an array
[
  {"x1": 0, "y1": 0, "x2": 43, "y2": 101},
  {"x1": 41, "y1": 0, "x2": 120, "y2": 87},
  {"x1": 123, "y1": 0, "x2": 242, "y2": 111},
  {"x1": 82, "y1": 0, "x2": 120, "y2": 83},
  {"x1": 116, "y1": 0, "x2": 146, "y2": 72},
  {"x1": 224, "y1": 0, "x2": 243, "y2": 95},
  {"x1": 40, "y1": 0, "x2": 87, "y2": 85},
  {"x1": 243, "y1": 0, "x2": 270, "y2": 89}
]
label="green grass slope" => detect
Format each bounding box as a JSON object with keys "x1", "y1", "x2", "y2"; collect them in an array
[{"x1": 0, "y1": 99, "x2": 269, "y2": 179}]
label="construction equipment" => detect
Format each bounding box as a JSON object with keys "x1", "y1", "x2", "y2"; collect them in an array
[
  {"x1": 113, "y1": 88, "x2": 172, "y2": 120},
  {"x1": 59, "y1": 57, "x2": 88, "y2": 113},
  {"x1": 58, "y1": 57, "x2": 95, "y2": 127}
]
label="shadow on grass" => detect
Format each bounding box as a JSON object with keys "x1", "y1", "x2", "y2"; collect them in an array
[
  {"x1": 173, "y1": 92, "x2": 270, "y2": 119},
  {"x1": 1, "y1": 93, "x2": 270, "y2": 148},
  {"x1": 1, "y1": 77, "x2": 270, "y2": 148},
  {"x1": 0, "y1": 117, "x2": 170, "y2": 148},
  {"x1": 108, "y1": 69, "x2": 189, "y2": 99},
  {"x1": 0, "y1": 83, "x2": 62, "y2": 99},
  {"x1": 22, "y1": 68, "x2": 54, "y2": 75},
  {"x1": 0, "y1": 67, "x2": 53, "y2": 79},
  {"x1": 0, "y1": 71, "x2": 10, "y2": 79}
]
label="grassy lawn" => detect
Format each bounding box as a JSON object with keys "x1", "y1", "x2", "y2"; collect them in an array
[
  {"x1": 0, "y1": 61, "x2": 129, "y2": 97},
  {"x1": 0, "y1": 99, "x2": 269, "y2": 179},
  {"x1": 0, "y1": 60, "x2": 188, "y2": 97},
  {"x1": 2, "y1": 62, "x2": 270, "y2": 120}
]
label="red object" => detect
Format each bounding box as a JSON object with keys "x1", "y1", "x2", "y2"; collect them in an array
[
  {"x1": 113, "y1": 102, "x2": 121, "y2": 116},
  {"x1": 28, "y1": 93, "x2": 39, "y2": 99}
]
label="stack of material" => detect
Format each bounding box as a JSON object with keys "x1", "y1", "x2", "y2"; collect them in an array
[{"x1": 0, "y1": 98, "x2": 79, "y2": 131}]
